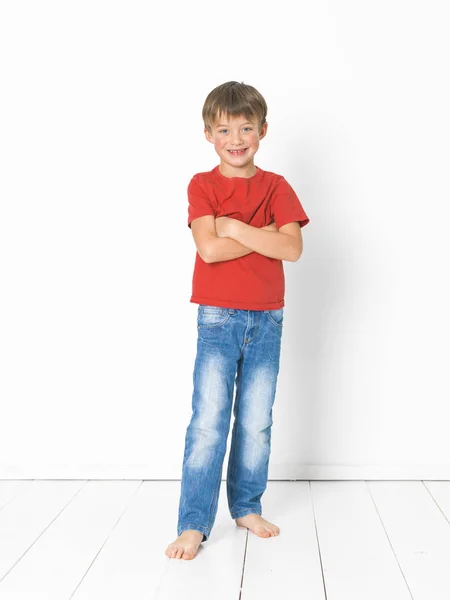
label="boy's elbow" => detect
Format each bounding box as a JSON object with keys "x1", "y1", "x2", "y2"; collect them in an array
[
  {"x1": 200, "y1": 241, "x2": 215, "y2": 263},
  {"x1": 293, "y1": 248, "x2": 303, "y2": 261},
  {"x1": 285, "y1": 239, "x2": 302, "y2": 261},
  {"x1": 199, "y1": 249, "x2": 211, "y2": 263}
]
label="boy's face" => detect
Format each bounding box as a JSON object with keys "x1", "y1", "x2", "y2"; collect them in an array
[{"x1": 204, "y1": 113, "x2": 268, "y2": 174}]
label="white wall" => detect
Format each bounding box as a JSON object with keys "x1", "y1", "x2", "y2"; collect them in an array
[{"x1": 1, "y1": 0, "x2": 449, "y2": 479}]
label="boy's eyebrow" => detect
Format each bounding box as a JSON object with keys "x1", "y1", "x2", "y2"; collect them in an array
[{"x1": 215, "y1": 121, "x2": 253, "y2": 127}]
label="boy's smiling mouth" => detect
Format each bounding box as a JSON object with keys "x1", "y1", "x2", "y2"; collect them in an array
[{"x1": 228, "y1": 148, "x2": 248, "y2": 155}]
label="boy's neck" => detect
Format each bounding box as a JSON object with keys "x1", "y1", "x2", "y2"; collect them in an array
[{"x1": 218, "y1": 161, "x2": 257, "y2": 179}]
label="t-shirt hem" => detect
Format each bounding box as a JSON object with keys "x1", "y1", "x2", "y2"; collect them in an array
[
  {"x1": 190, "y1": 296, "x2": 285, "y2": 310},
  {"x1": 276, "y1": 216, "x2": 310, "y2": 229},
  {"x1": 187, "y1": 210, "x2": 216, "y2": 228}
]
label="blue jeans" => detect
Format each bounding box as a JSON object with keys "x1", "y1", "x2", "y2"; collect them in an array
[{"x1": 177, "y1": 304, "x2": 284, "y2": 542}]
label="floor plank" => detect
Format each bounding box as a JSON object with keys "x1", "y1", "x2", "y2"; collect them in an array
[
  {"x1": 0, "y1": 480, "x2": 140, "y2": 599},
  {"x1": 369, "y1": 481, "x2": 450, "y2": 600},
  {"x1": 241, "y1": 481, "x2": 326, "y2": 599},
  {"x1": 311, "y1": 481, "x2": 412, "y2": 600},
  {"x1": 424, "y1": 481, "x2": 450, "y2": 524},
  {"x1": 0, "y1": 480, "x2": 85, "y2": 584},
  {"x1": 0, "y1": 480, "x2": 28, "y2": 511}
]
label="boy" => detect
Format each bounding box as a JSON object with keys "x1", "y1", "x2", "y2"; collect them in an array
[{"x1": 166, "y1": 81, "x2": 310, "y2": 560}]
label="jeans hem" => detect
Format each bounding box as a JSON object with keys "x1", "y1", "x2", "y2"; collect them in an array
[
  {"x1": 177, "y1": 523, "x2": 209, "y2": 542},
  {"x1": 231, "y1": 509, "x2": 262, "y2": 520}
]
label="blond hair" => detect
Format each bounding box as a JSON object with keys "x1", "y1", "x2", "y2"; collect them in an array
[{"x1": 202, "y1": 81, "x2": 267, "y2": 133}]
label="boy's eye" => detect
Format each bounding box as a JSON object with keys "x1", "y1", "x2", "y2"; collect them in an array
[{"x1": 219, "y1": 127, "x2": 252, "y2": 134}]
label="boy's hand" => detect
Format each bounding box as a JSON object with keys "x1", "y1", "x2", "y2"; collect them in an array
[{"x1": 215, "y1": 216, "x2": 235, "y2": 238}]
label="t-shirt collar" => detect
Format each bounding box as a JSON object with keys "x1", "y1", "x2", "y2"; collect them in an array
[{"x1": 212, "y1": 165, "x2": 263, "y2": 182}]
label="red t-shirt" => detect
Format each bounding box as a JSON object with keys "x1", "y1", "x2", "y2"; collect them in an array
[{"x1": 187, "y1": 164, "x2": 310, "y2": 310}]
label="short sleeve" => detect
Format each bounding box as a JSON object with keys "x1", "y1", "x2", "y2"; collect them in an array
[
  {"x1": 187, "y1": 176, "x2": 216, "y2": 229},
  {"x1": 270, "y1": 176, "x2": 310, "y2": 229}
]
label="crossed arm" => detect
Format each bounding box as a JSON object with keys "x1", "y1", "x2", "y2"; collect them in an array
[{"x1": 197, "y1": 216, "x2": 303, "y2": 263}]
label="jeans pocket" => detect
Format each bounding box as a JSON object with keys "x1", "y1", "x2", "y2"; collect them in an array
[
  {"x1": 267, "y1": 307, "x2": 284, "y2": 328},
  {"x1": 197, "y1": 305, "x2": 231, "y2": 329}
]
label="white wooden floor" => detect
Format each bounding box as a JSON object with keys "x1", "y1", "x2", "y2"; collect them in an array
[{"x1": 0, "y1": 480, "x2": 449, "y2": 599}]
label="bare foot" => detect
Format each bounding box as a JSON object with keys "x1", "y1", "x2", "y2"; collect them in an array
[
  {"x1": 235, "y1": 514, "x2": 280, "y2": 538},
  {"x1": 165, "y1": 530, "x2": 204, "y2": 560}
]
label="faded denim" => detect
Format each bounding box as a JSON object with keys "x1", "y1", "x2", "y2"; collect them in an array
[{"x1": 177, "y1": 304, "x2": 284, "y2": 542}]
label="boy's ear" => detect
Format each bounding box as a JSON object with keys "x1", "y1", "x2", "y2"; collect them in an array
[
  {"x1": 204, "y1": 128, "x2": 214, "y2": 143},
  {"x1": 259, "y1": 122, "x2": 268, "y2": 140}
]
